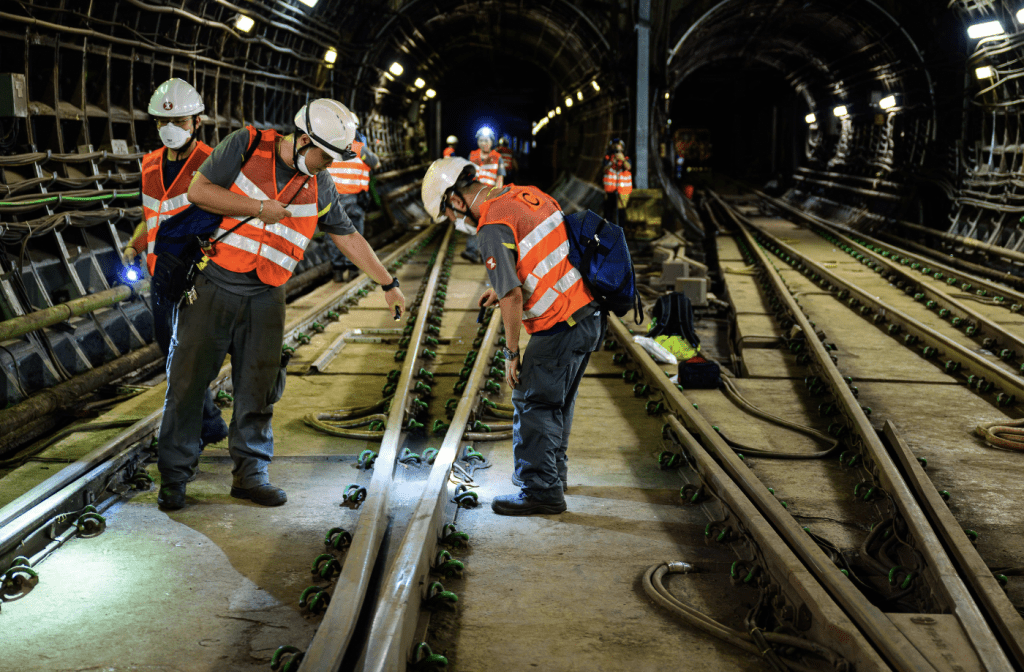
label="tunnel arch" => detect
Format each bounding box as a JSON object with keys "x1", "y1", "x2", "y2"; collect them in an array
[{"x1": 663, "y1": 0, "x2": 939, "y2": 211}]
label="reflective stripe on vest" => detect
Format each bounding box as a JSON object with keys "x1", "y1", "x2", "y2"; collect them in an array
[
  {"x1": 478, "y1": 187, "x2": 593, "y2": 333},
  {"x1": 618, "y1": 170, "x2": 633, "y2": 195},
  {"x1": 140, "y1": 142, "x2": 212, "y2": 275},
  {"x1": 209, "y1": 127, "x2": 319, "y2": 287},
  {"x1": 471, "y1": 149, "x2": 500, "y2": 186},
  {"x1": 603, "y1": 169, "x2": 618, "y2": 193},
  {"x1": 328, "y1": 140, "x2": 370, "y2": 194}
]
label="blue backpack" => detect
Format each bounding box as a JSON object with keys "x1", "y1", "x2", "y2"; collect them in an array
[{"x1": 563, "y1": 209, "x2": 643, "y2": 324}]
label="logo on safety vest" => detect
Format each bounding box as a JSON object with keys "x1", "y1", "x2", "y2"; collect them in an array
[
  {"x1": 485, "y1": 256, "x2": 497, "y2": 270},
  {"x1": 162, "y1": 101, "x2": 174, "y2": 111}
]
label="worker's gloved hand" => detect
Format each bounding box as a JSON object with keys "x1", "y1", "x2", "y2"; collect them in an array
[{"x1": 123, "y1": 247, "x2": 138, "y2": 263}]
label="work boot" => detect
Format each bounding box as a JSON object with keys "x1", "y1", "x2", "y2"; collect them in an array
[
  {"x1": 512, "y1": 471, "x2": 567, "y2": 492},
  {"x1": 157, "y1": 482, "x2": 187, "y2": 510},
  {"x1": 200, "y1": 422, "x2": 229, "y2": 448},
  {"x1": 491, "y1": 492, "x2": 566, "y2": 516},
  {"x1": 230, "y1": 484, "x2": 288, "y2": 506}
]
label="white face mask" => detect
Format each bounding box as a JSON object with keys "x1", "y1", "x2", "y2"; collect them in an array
[
  {"x1": 159, "y1": 123, "x2": 192, "y2": 150},
  {"x1": 453, "y1": 187, "x2": 485, "y2": 235}
]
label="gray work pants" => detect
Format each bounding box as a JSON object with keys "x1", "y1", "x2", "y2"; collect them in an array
[
  {"x1": 325, "y1": 193, "x2": 366, "y2": 270},
  {"x1": 511, "y1": 311, "x2": 604, "y2": 503},
  {"x1": 158, "y1": 275, "x2": 286, "y2": 487}
]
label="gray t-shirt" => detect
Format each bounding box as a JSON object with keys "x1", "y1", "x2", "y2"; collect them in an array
[{"x1": 197, "y1": 128, "x2": 356, "y2": 294}]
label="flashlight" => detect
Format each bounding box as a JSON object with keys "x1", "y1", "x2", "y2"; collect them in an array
[{"x1": 125, "y1": 266, "x2": 141, "y2": 282}]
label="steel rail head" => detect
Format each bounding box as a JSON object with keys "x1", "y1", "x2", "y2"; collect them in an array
[
  {"x1": 607, "y1": 318, "x2": 911, "y2": 671},
  {"x1": 360, "y1": 308, "x2": 503, "y2": 672},
  {"x1": 884, "y1": 421, "x2": 1024, "y2": 668},
  {"x1": 298, "y1": 224, "x2": 454, "y2": 672},
  {"x1": 731, "y1": 204, "x2": 1024, "y2": 405},
  {"x1": 726, "y1": 208, "x2": 1015, "y2": 671},
  {"x1": 820, "y1": 226, "x2": 1024, "y2": 360},
  {"x1": 752, "y1": 188, "x2": 1024, "y2": 312}
]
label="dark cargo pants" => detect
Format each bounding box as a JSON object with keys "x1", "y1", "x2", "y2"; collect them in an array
[
  {"x1": 153, "y1": 294, "x2": 227, "y2": 442},
  {"x1": 512, "y1": 311, "x2": 604, "y2": 503},
  {"x1": 324, "y1": 193, "x2": 365, "y2": 271},
  {"x1": 158, "y1": 275, "x2": 286, "y2": 488}
]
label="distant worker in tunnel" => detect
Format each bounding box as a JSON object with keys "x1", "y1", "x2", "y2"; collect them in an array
[
  {"x1": 421, "y1": 157, "x2": 603, "y2": 516},
  {"x1": 602, "y1": 138, "x2": 632, "y2": 225},
  {"x1": 462, "y1": 127, "x2": 505, "y2": 263},
  {"x1": 155, "y1": 99, "x2": 405, "y2": 511},
  {"x1": 443, "y1": 134, "x2": 458, "y2": 158},
  {"x1": 122, "y1": 78, "x2": 229, "y2": 453},
  {"x1": 496, "y1": 135, "x2": 517, "y2": 184},
  {"x1": 325, "y1": 126, "x2": 381, "y2": 282}
]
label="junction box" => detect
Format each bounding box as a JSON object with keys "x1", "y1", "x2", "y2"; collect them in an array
[{"x1": 0, "y1": 74, "x2": 28, "y2": 117}]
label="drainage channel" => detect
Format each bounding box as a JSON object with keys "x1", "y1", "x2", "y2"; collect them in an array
[
  {"x1": 0, "y1": 224, "x2": 441, "y2": 605},
  {"x1": 708, "y1": 190, "x2": 1024, "y2": 669}
]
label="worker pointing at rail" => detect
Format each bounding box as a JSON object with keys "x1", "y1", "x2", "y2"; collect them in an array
[
  {"x1": 461, "y1": 127, "x2": 505, "y2": 263},
  {"x1": 422, "y1": 157, "x2": 603, "y2": 515},
  {"x1": 123, "y1": 78, "x2": 229, "y2": 454},
  {"x1": 155, "y1": 99, "x2": 405, "y2": 511}
]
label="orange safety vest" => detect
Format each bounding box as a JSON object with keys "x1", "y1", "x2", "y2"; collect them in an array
[
  {"x1": 140, "y1": 141, "x2": 212, "y2": 275},
  {"x1": 470, "y1": 148, "x2": 502, "y2": 186},
  {"x1": 327, "y1": 140, "x2": 371, "y2": 194},
  {"x1": 603, "y1": 156, "x2": 632, "y2": 195},
  {"x1": 478, "y1": 185, "x2": 594, "y2": 334},
  {"x1": 207, "y1": 127, "x2": 320, "y2": 287},
  {"x1": 443, "y1": 146, "x2": 455, "y2": 158}
]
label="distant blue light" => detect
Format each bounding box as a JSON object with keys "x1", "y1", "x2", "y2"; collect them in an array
[{"x1": 476, "y1": 126, "x2": 494, "y2": 140}]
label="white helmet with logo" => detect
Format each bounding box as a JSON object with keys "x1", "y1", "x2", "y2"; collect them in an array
[
  {"x1": 294, "y1": 99, "x2": 358, "y2": 161},
  {"x1": 421, "y1": 157, "x2": 477, "y2": 223},
  {"x1": 148, "y1": 78, "x2": 205, "y2": 117}
]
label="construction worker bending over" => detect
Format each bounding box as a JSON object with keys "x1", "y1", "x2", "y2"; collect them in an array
[
  {"x1": 326, "y1": 128, "x2": 381, "y2": 282},
  {"x1": 123, "y1": 78, "x2": 228, "y2": 455},
  {"x1": 443, "y1": 134, "x2": 458, "y2": 158},
  {"x1": 462, "y1": 127, "x2": 505, "y2": 263},
  {"x1": 422, "y1": 157, "x2": 602, "y2": 516},
  {"x1": 155, "y1": 99, "x2": 405, "y2": 511}
]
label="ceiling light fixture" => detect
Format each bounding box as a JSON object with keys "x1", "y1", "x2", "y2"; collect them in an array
[
  {"x1": 879, "y1": 95, "x2": 896, "y2": 110},
  {"x1": 967, "y1": 20, "x2": 1004, "y2": 39},
  {"x1": 577, "y1": 91, "x2": 584, "y2": 101},
  {"x1": 591, "y1": 81, "x2": 600, "y2": 92},
  {"x1": 389, "y1": 62, "x2": 404, "y2": 76},
  {"x1": 833, "y1": 105, "x2": 848, "y2": 117},
  {"x1": 414, "y1": 78, "x2": 426, "y2": 88},
  {"x1": 556, "y1": 106, "x2": 562, "y2": 115},
  {"x1": 425, "y1": 89, "x2": 436, "y2": 98},
  {"x1": 976, "y1": 65, "x2": 994, "y2": 79},
  {"x1": 565, "y1": 97, "x2": 573, "y2": 107},
  {"x1": 324, "y1": 48, "x2": 337, "y2": 64},
  {"x1": 805, "y1": 113, "x2": 816, "y2": 124},
  {"x1": 297, "y1": 0, "x2": 318, "y2": 7},
  {"x1": 235, "y1": 15, "x2": 254, "y2": 32}
]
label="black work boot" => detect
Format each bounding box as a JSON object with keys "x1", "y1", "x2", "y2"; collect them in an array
[
  {"x1": 491, "y1": 492, "x2": 566, "y2": 516},
  {"x1": 230, "y1": 484, "x2": 288, "y2": 506},
  {"x1": 157, "y1": 482, "x2": 187, "y2": 510}
]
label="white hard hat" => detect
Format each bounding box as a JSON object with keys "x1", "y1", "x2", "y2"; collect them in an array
[
  {"x1": 148, "y1": 78, "x2": 204, "y2": 117},
  {"x1": 446, "y1": 135, "x2": 458, "y2": 144},
  {"x1": 294, "y1": 99, "x2": 357, "y2": 161},
  {"x1": 421, "y1": 157, "x2": 476, "y2": 223}
]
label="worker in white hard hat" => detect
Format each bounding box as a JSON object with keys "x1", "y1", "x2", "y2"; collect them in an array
[
  {"x1": 154, "y1": 98, "x2": 405, "y2": 512},
  {"x1": 122, "y1": 78, "x2": 229, "y2": 461},
  {"x1": 462, "y1": 127, "x2": 505, "y2": 262},
  {"x1": 443, "y1": 135, "x2": 458, "y2": 158},
  {"x1": 421, "y1": 156, "x2": 602, "y2": 516}
]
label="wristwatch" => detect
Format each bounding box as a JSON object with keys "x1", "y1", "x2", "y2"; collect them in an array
[
  {"x1": 380, "y1": 276, "x2": 400, "y2": 291},
  {"x1": 502, "y1": 347, "x2": 519, "y2": 361}
]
